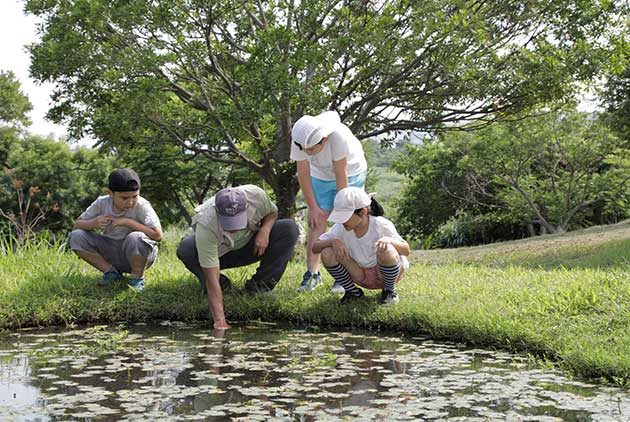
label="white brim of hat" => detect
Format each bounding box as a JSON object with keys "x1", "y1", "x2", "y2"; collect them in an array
[
  {"x1": 218, "y1": 213, "x2": 248, "y2": 231},
  {"x1": 328, "y1": 209, "x2": 354, "y2": 224},
  {"x1": 315, "y1": 111, "x2": 339, "y2": 137}
]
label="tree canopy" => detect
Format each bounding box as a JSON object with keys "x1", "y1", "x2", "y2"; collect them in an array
[
  {"x1": 27, "y1": 0, "x2": 622, "y2": 215},
  {"x1": 394, "y1": 109, "x2": 630, "y2": 245}
]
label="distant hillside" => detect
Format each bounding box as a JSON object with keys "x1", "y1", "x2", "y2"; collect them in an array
[{"x1": 411, "y1": 219, "x2": 630, "y2": 269}]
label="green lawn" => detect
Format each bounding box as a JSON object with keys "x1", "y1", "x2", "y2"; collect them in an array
[{"x1": 1, "y1": 221, "x2": 630, "y2": 384}]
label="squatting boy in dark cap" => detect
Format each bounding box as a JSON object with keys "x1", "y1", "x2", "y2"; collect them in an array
[{"x1": 67, "y1": 168, "x2": 162, "y2": 292}]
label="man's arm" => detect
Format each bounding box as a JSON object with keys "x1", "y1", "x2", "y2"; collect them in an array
[{"x1": 201, "y1": 266, "x2": 230, "y2": 330}]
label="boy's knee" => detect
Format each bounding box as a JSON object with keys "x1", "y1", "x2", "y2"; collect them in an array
[
  {"x1": 67, "y1": 229, "x2": 89, "y2": 250},
  {"x1": 125, "y1": 231, "x2": 148, "y2": 243}
]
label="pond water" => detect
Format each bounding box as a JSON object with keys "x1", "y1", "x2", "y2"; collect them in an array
[{"x1": 0, "y1": 322, "x2": 628, "y2": 421}]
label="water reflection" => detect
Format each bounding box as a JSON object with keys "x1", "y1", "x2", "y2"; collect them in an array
[{"x1": 0, "y1": 322, "x2": 628, "y2": 421}]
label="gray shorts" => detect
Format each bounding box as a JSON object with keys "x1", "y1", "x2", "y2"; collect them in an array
[{"x1": 67, "y1": 229, "x2": 158, "y2": 274}]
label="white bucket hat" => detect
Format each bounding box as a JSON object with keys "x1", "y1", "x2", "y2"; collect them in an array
[
  {"x1": 328, "y1": 187, "x2": 371, "y2": 224},
  {"x1": 292, "y1": 111, "x2": 340, "y2": 149}
]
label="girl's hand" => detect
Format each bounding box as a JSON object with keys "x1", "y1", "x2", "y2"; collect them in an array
[
  {"x1": 308, "y1": 206, "x2": 327, "y2": 230},
  {"x1": 332, "y1": 238, "x2": 350, "y2": 261},
  {"x1": 375, "y1": 237, "x2": 394, "y2": 253}
]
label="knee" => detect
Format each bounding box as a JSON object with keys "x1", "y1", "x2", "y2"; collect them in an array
[
  {"x1": 376, "y1": 242, "x2": 399, "y2": 264},
  {"x1": 67, "y1": 229, "x2": 89, "y2": 250},
  {"x1": 320, "y1": 247, "x2": 337, "y2": 266},
  {"x1": 283, "y1": 219, "x2": 300, "y2": 244},
  {"x1": 124, "y1": 231, "x2": 149, "y2": 246},
  {"x1": 176, "y1": 237, "x2": 191, "y2": 262}
]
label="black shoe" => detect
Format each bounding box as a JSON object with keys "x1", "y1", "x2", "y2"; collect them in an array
[
  {"x1": 380, "y1": 290, "x2": 399, "y2": 306},
  {"x1": 244, "y1": 281, "x2": 274, "y2": 296},
  {"x1": 219, "y1": 274, "x2": 232, "y2": 291},
  {"x1": 340, "y1": 289, "x2": 364, "y2": 304},
  {"x1": 200, "y1": 273, "x2": 232, "y2": 294}
]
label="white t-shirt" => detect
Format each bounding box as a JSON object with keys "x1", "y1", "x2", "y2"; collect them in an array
[
  {"x1": 319, "y1": 216, "x2": 409, "y2": 269},
  {"x1": 290, "y1": 117, "x2": 367, "y2": 181},
  {"x1": 78, "y1": 195, "x2": 161, "y2": 240}
]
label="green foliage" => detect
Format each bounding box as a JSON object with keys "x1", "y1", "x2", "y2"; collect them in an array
[
  {"x1": 394, "y1": 109, "x2": 630, "y2": 244},
  {"x1": 25, "y1": 0, "x2": 622, "y2": 215},
  {"x1": 0, "y1": 70, "x2": 32, "y2": 128},
  {"x1": 0, "y1": 136, "x2": 114, "y2": 237}
]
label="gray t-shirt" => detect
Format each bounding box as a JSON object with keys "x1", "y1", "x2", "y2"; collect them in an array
[{"x1": 78, "y1": 195, "x2": 161, "y2": 240}]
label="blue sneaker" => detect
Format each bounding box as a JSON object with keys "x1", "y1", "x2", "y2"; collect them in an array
[
  {"x1": 128, "y1": 277, "x2": 145, "y2": 292},
  {"x1": 297, "y1": 271, "x2": 323, "y2": 292},
  {"x1": 98, "y1": 270, "x2": 122, "y2": 287}
]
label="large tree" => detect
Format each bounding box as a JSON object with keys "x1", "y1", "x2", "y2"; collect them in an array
[{"x1": 26, "y1": 0, "x2": 620, "y2": 216}]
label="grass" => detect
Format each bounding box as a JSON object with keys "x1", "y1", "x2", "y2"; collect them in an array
[{"x1": 1, "y1": 222, "x2": 630, "y2": 385}]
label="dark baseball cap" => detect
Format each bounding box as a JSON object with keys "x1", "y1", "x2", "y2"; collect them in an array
[
  {"x1": 108, "y1": 168, "x2": 141, "y2": 192},
  {"x1": 215, "y1": 187, "x2": 248, "y2": 230}
]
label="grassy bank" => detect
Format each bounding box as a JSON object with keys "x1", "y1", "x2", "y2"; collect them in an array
[{"x1": 1, "y1": 223, "x2": 630, "y2": 384}]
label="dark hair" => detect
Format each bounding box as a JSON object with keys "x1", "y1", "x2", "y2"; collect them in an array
[{"x1": 354, "y1": 196, "x2": 384, "y2": 217}]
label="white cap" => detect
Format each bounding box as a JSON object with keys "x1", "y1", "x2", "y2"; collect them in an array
[
  {"x1": 292, "y1": 111, "x2": 340, "y2": 149},
  {"x1": 328, "y1": 187, "x2": 371, "y2": 224}
]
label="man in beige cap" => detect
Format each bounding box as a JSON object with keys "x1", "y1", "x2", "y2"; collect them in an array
[{"x1": 176, "y1": 185, "x2": 299, "y2": 329}]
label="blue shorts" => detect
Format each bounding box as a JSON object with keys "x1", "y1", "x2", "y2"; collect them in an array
[{"x1": 311, "y1": 172, "x2": 367, "y2": 211}]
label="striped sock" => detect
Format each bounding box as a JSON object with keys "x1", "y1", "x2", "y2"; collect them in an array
[
  {"x1": 379, "y1": 263, "x2": 400, "y2": 292},
  {"x1": 325, "y1": 264, "x2": 361, "y2": 296}
]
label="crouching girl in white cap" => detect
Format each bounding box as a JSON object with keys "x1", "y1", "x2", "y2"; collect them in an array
[{"x1": 312, "y1": 187, "x2": 410, "y2": 305}]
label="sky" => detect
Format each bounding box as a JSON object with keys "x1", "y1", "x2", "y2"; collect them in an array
[{"x1": 0, "y1": 0, "x2": 67, "y2": 139}]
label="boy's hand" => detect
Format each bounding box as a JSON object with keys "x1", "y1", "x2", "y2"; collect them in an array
[
  {"x1": 93, "y1": 215, "x2": 112, "y2": 230},
  {"x1": 109, "y1": 217, "x2": 130, "y2": 227}
]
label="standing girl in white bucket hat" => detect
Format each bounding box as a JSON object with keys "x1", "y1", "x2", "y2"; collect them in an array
[{"x1": 290, "y1": 111, "x2": 368, "y2": 293}]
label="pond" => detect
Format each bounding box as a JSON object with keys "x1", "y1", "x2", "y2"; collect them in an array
[{"x1": 0, "y1": 322, "x2": 628, "y2": 421}]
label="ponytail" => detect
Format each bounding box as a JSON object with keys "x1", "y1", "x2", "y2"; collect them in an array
[
  {"x1": 368, "y1": 196, "x2": 384, "y2": 216},
  {"x1": 354, "y1": 195, "x2": 384, "y2": 217}
]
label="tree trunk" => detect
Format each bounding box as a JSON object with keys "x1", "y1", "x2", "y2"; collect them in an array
[
  {"x1": 527, "y1": 223, "x2": 536, "y2": 237},
  {"x1": 271, "y1": 167, "x2": 299, "y2": 218}
]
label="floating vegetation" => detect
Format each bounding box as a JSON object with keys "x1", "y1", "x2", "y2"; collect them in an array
[{"x1": 0, "y1": 322, "x2": 629, "y2": 420}]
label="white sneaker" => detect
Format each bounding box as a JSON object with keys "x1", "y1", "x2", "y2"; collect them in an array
[{"x1": 330, "y1": 281, "x2": 345, "y2": 294}]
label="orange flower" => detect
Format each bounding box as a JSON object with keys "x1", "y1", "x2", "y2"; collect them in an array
[
  {"x1": 28, "y1": 186, "x2": 41, "y2": 197},
  {"x1": 13, "y1": 179, "x2": 24, "y2": 189}
]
